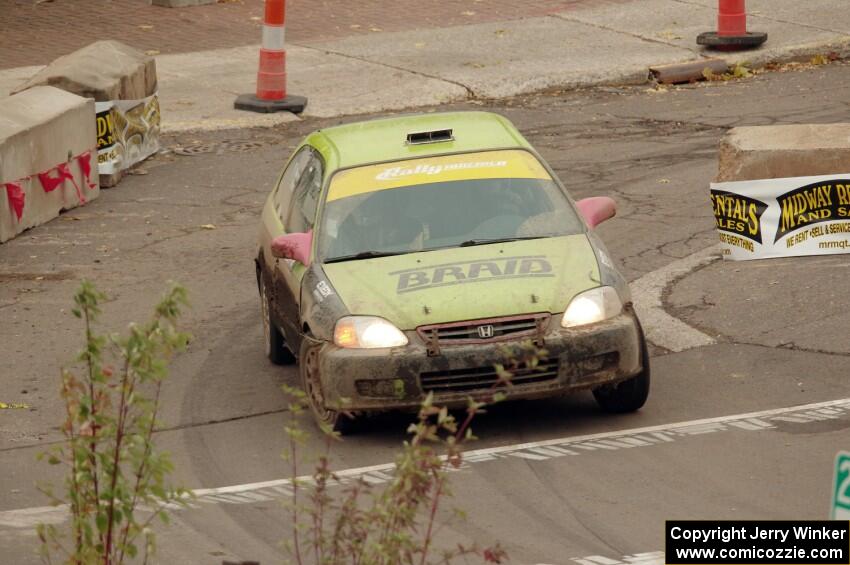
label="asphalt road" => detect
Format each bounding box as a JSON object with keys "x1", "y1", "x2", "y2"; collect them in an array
[{"x1": 1, "y1": 61, "x2": 849, "y2": 564}]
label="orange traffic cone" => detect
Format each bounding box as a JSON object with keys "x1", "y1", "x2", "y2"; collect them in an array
[
  {"x1": 235, "y1": 0, "x2": 307, "y2": 113},
  {"x1": 698, "y1": 0, "x2": 767, "y2": 50}
]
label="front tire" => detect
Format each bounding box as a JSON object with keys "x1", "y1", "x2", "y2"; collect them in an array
[
  {"x1": 593, "y1": 323, "x2": 650, "y2": 413},
  {"x1": 299, "y1": 338, "x2": 357, "y2": 435},
  {"x1": 260, "y1": 275, "x2": 295, "y2": 365}
]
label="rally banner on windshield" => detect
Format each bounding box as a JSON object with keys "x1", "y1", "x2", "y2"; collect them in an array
[
  {"x1": 95, "y1": 93, "x2": 160, "y2": 176},
  {"x1": 711, "y1": 174, "x2": 850, "y2": 260}
]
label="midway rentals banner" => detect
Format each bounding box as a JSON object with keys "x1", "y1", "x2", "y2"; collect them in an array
[
  {"x1": 95, "y1": 93, "x2": 160, "y2": 176},
  {"x1": 711, "y1": 174, "x2": 850, "y2": 260}
]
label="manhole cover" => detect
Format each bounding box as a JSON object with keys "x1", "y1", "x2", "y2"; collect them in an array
[
  {"x1": 172, "y1": 140, "x2": 267, "y2": 156},
  {"x1": 221, "y1": 140, "x2": 266, "y2": 152},
  {"x1": 173, "y1": 144, "x2": 216, "y2": 156}
]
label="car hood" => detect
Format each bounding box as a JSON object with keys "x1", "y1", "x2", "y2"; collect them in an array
[{"x1": 322, "y1": 235, "x2": 601, "y2": 330}]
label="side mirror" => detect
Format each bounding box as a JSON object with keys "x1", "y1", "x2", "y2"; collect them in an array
[
  {"x1": 576, "y1": 197, "x2": 616, "y2": 229},
  {"x1": 271, "y1": 231, "x2": 312, "y2": 266}
]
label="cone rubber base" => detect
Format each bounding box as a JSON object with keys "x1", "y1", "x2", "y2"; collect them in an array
[
  {"x1": 234, "y1": 94, "x2": 307, "y2": 114},
  {"x1": 697, "y1": 31, "x2": 767, "y2": 50}
]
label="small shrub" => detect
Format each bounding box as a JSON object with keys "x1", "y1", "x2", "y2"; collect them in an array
[{"x1": 37, "y1": 281, "x2": 191, "y2": 565}]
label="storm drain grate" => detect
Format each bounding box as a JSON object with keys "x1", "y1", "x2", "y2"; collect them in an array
[{"x1": 172, "y1": 140, "x2": 268, "y2": 156}]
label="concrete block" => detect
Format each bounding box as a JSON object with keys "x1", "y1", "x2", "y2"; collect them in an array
[
  {"x1": 0, "y1": 86, "x2": 99, "y2": 244},
  {"x1": 13, "y1": 40, "x2": 157, "y2": 102},
  {"x1": 152, "y1": 0, "x2": 216, "y2": 6},
  {"x1": 717, "y1": 124, "x2": 850, "y2": 182}
]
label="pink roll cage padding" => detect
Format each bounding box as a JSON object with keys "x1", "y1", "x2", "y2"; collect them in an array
[
  {"x1": 271, "y1": 230, "x2": 312, "y2": 266},
  {"x1": 575, "y1": 197, "x2": 616, "y2": 228}
]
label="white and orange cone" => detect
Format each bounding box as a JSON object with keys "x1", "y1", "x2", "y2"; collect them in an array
[{"x1": 235, "y1": 0, "x2": 307, "y2": 113}]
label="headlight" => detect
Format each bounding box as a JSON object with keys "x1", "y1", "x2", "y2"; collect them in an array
[
  {"x1": 561, "y1": 286, "x2": 622, "y2": 328},
  {"x1": 334, "y1": 316, "x2": 409, "y2": 349}
]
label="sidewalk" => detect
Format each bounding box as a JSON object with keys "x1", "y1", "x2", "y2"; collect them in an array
[
  {"x1": 2, "y1": 0, "x2": 850, "y2": 132},
  {"x1": 0, "y1": 0, "x2": 624, "y2": 68}
]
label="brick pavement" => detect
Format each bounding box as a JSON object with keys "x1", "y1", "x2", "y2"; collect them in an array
[{"x1": 1, "y1": 0, "x2": 632, "y2": 69}]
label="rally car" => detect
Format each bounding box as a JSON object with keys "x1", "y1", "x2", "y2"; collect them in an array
[{"x1": 256, "y1": 111, "x2": 649, "y2": 433}]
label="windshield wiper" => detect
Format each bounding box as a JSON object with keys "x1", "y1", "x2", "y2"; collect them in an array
[
  {"x1": 459, "y1": 236, "x2": 545, "y2": 247},
  {"x1": 324, "y1": 250, "x2": 409, "y2": 264}
]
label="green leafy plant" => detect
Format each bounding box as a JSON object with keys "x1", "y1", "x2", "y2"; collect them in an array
[{"x1": 37, "y1": 281, "x2": 191, "y2": 565}]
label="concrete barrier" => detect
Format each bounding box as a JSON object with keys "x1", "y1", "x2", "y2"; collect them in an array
[
  {"x1": 14, "y1": 40, "x2": 157, "y2": 101},
  {"x1": 0, "y1": 86, "x2": 98, "y2": 244},
  {"x1": 13, "y1": 40, "x2": 159, "y2": 188},
  {"x1": 717, "y1": 124, "x2": 850, "y2": 181}
]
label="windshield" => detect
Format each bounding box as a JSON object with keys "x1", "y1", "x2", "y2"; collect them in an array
[{"x1": 318, "y1": 150, "x2": 584, "y2": 262}]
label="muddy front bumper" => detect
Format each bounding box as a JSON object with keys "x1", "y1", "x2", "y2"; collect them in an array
[{"x1": 316, "y1": 309, "x2": 644, "y2": 412}]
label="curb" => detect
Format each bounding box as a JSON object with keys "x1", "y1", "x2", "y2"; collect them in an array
[{"x1": 208, "y1": 38, "x2": 850, "y2": 132}]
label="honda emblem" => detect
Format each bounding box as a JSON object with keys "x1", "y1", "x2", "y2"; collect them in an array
[{"x1": 477, "y1": 324, "x2": 494, "y2": 339}]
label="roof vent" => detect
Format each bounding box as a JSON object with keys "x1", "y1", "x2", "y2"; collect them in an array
[{"x1": 406, "y1": 128, "x2": 454, "y2": 145}]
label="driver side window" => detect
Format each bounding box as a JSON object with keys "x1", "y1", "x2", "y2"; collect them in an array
[
  {"x1": 286, "y1": 152, "x2": 324, "y2": 234},
  {"x1": 273, "y1": 147, "x2": 312, "y2": 225}
]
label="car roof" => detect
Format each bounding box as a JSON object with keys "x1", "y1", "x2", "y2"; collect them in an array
[{"x1": 306, "y1": 111, "x2": 533, "y2": 172}]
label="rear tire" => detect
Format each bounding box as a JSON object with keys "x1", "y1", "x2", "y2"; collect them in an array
[
  {"x1": 260, "y1": 275, "x2": 296, "y2": 365},
  {"x1": 593, "y1": 322, "x2": 650, "y2": 413},
  {"x1": 299, "y1": 338, "x2": 357, "y2": 435}
]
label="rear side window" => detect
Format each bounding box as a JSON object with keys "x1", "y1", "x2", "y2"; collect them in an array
[
  {"x1": 286, "y1": 152, "x2": 324, "y2": 234},
  {"x1": 274, "y1": 147, "x2": 312, "y2": 222}
]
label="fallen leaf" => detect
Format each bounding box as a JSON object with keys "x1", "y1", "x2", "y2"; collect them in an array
[
  {"x1": 250, "y1": 16, "x2": 261, "y2": 21},
  {"x1": 200, "y1": 224, "x2": 217, "y2": 230},
  {"x1": 349, "y1": 24, "x2": 361, "y2": 29},
  {"x1": 369, "y1": 27, "x2": 382, "y2": 32},
  {"x1": 461, "y1": 10, "x2": 476, "y2": 16},
  {"x1": 145, "y1": 49, "x2": 160, "y2": 56},
  {"x1": 811, "y1": 54, "x2": 829, "y2": 66},
  {"x1": 658, "y1": 178, "x2": 671, "y2": 184},
  {"x1": 138, "y1": 24, "x2": 154, "y2": 31},
  {"x1": 414, "y1": 42, "x2": 427, "y2": 48},
  {"x1": 655, "y1": 30, "x2": 682, "y2": 41},
  {"x1": 494, "y1": 29, "x2": 506, "y2": 37},
  {"x1": 0, "y1": 402, "x2": 30, "y2": 410}
]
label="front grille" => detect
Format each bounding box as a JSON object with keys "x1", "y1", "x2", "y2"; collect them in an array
[
  {"x1": 417, "y1": 313, "x2": 549, "y2": 345},
  {"x1": 420, "y1": 357, "x2": 559, "y2": 393}
]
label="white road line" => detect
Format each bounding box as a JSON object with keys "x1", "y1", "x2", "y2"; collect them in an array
[
  {"x1": 568, "y1": 550, "x2": 665, "y2": 565},
  {"x1": 2, "y1": 397, "x2": 848, "y2": 530},
  {"x1": 631, "y1": 244, "x2": 721, "y2": 352}
]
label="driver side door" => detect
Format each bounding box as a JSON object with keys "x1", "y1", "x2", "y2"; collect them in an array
[{"x1": 273, "y1": 147, "x2": 324, "y2": 349}]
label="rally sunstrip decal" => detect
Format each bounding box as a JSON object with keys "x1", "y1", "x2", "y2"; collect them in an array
[
  {"x1": 391, "y1": 255, "x2": 554, "y2": 293},
  {"x1": 375, "y1": 159, "x2": 509, "y2": 181},
  {"x1": 327, "y1": 149, "x2": 552, "y2": 202}
]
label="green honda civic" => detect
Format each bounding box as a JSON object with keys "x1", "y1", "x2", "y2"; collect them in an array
[{"x1": 255, "y1": 111, "x2": 649, "y2": 433}]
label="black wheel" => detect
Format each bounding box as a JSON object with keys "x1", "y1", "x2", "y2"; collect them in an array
[
  {"x1": 593, "y1": 323, "x2": 650, "y2": 413},
  {"x1": 260, "y1": 275, "x2": 295, "y2": 365},
  {"x1": 299, "y1": 338, "x2": 357, "y2": 435}
]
